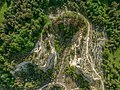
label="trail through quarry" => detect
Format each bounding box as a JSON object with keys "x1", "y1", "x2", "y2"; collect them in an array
[
  {"x1": 28, "y1": 10, "x2": 104, "y2": 90},
  {"x1": 70, "y1": 12, "x2": 104, "y2": 90}
]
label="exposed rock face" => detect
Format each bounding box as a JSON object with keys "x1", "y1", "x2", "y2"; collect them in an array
[
  {"x1": 19, "y1": 10, "x2": 105, "y2": 90},
  {"x1": 12, "y1": 62, "x2": 36, "y2": 77},
  {"x1": 29, "y1": 11, "x2": 105, "y2": 90}
]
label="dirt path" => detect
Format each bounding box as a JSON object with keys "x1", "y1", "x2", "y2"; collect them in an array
[{"x1": 38, "y1": 11, "x2": 104, "y2": 90}]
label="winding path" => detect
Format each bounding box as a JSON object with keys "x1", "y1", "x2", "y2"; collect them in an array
[
  {"x1": 38, "y1": 11, "x2": 104, "y2": 90},
  {"x1": 38, "y1": 82, "x2": 67, "y2": 90}
]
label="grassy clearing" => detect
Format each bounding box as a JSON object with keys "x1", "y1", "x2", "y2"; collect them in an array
[
  {"x1": 113, "y1": 47, "x2": 120, "y2": 68},
  {"x1": 109, "y1": 47, "x2": 120, "y2": 64},
  {"x1": 104, "y1": 47, "x2": 120, "y2": 89},
  {"x1": 0, "y1": 3, "x2": 7, "y2": 24},
  {"x1": 106, "y1": 47, "x2": 120, "y2": 71}
]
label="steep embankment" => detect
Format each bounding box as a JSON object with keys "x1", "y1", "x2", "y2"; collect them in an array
[
  {"x1": 1, "y1": 0, "x2": 119, "y2": 90},
  {"x1": 32, "y1": 10, "x2": 104, "y2": 90}
]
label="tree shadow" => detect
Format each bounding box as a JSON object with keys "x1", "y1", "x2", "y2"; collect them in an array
[
  {"x1": 65, "y1": 66, "x2": 89, "y2": 90},
  {"x1": 0, "y1": 0, "x2": 5, "y2": 10},
  {"x1": 0, "y1": 0, "x2": 11, "y2": 10}
]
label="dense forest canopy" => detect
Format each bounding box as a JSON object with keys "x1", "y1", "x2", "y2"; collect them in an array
[
  {"x1": 100, "y1": 0, "x2": 120, "y2": 5},
  {"x1": 0, "y1": 0, "x2": 120, "y2": 90}
]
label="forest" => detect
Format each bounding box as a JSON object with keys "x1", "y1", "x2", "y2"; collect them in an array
[{"x1": 0, "y1": 0, "x2": 120, "y2": 90}]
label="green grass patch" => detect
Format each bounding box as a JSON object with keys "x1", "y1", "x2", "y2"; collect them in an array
[
  {"x1": 103, "y1": 47, "x2": 120, "y2": 89},
  {"x1": 108, "y1": 47, "x2": 120, "y2": 68},
  {"x1": 0, "y1": 3, "x2": 7, "y2": 24}
]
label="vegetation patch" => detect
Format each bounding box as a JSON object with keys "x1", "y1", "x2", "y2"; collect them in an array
[
  {"x1": 65, "y1": 66, "x2": 89, "y2": 90},
  {"x1": 0, "y1": 0, "x2": 119, "y2": 89}
]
